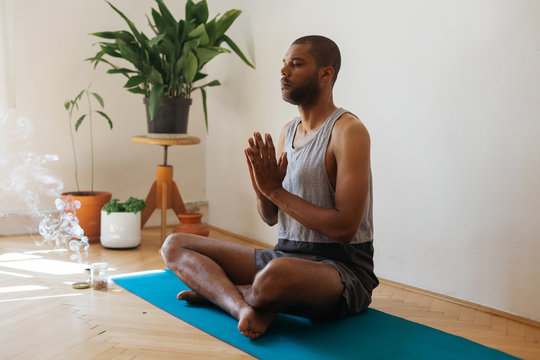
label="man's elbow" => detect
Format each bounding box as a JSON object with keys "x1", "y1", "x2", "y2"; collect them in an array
[
  {"x1": 332, "y1": 226, "x2": 358, "y2": 244},
  {"x1": 263, "y1": 215, "x2": 278, "y2": 227}
]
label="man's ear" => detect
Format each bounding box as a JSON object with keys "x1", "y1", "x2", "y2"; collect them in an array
[{"x1": 319, "y1": 66, "x2": 335, "y2": 83}]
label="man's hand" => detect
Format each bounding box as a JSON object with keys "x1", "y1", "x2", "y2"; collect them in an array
[{"x1": 244, "y1": 132, "x2": 287, "y2": 198}]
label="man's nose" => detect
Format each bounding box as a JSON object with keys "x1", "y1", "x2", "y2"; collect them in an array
[{"x1": 280, "y1": 64, "x2": 289, "y2": 77}]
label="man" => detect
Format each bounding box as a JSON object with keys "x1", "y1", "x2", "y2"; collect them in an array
[{"x1": 161, "y1": 35, "x2": 378, "y2": 340}]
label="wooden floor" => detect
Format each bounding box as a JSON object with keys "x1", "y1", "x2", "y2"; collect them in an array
[{"x1": 1, "y1": 227, "x2": 539, "y2": 360}]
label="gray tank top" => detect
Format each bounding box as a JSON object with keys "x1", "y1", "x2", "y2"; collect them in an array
[{"x1": 277, "y1": 108, "x2": 373, "y2": 244}]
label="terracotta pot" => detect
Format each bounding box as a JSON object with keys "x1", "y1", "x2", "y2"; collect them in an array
[
  {"x1": 174, "y1": 212, "x2": 209, "y2": 237},
  {"x1": 61, "y1": 191, "x2": 112, "y2": 244}
]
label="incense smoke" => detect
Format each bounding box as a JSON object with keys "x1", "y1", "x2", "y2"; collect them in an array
[
  {"x1": 37, "y1": 197, "x2": 89, "y2": 261},
  {"x1": 0, "y1": 111, "x2": 89, "y2": 261}
]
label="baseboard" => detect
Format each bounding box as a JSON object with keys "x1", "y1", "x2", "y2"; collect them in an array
[
  {"x1": 0, "y1": 200, "x2": 209, "y2": 236},
  {"x1": 0, "y1": 210, "x2": 50, "y2": 235},
  {"x1": 208, "y1": 225, "x2": 540, "y2": 329}
]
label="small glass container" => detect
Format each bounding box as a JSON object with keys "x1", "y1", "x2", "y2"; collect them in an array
[{"x1": 90, "y1": 262, "x2": 108, "y2": 290}]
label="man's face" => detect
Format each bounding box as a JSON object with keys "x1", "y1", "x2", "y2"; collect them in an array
[{"x1": 280, "y1": 44, "x2": 320, "y2": 105}]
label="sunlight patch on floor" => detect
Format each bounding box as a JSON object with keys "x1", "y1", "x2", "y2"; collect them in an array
[
  {"x1": 0, "y1": 270, "x2": 34, "y2": 278},
  {"x1": 0, "y1": 258, "x2": 87, "y2": 275},
  {"x1": 0, "y1": 253, "x2": 41, "y2": 261},
  {"x1": 0, "y1": 285, "x2": 49, "y2": 293},
  {"x1": 0, "y1": 293, "x2": 83, "y2": 303},
  {"x1": 24, "y1": 249, "x2": 68, "y2": 255}
]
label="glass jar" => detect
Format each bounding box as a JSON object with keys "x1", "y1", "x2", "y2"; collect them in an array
[{"x1": 90, "y1": 262, "x2": 108, "y2": 290}]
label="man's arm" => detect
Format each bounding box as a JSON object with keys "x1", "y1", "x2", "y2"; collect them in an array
[
  {"x1": 244, "y1": 123, "x2": 289, "y2": 226},
  {"x1": 246, "y1": 115, "x2": 370, "y2": 244}
]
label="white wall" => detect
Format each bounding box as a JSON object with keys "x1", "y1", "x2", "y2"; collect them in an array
[
  {"x1": 2, "y1": 0, "x2": 539, "y2": 323},
  {"x1": 205, "y1": 0, "x2": 540, "y2": 322}
]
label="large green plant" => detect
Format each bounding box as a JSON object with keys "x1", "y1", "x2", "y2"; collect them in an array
[{"x1": 88, "y1": 0, "x2": 254, "y2": 130}]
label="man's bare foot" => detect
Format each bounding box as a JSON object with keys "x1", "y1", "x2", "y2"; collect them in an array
[
  {"x1": 177, "y1": 290, "x2": 208, "y2": 303},
  {"x1": 179, "y1": 286, "x2": 250, "y2": 304},
  {"x1": 237, "y1": 305, "x2": 276, "y2": 340}
]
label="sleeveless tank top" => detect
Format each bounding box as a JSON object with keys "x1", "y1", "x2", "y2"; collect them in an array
[{"x1": 277, "y1": 108, "x2": 373, "y2": 245}]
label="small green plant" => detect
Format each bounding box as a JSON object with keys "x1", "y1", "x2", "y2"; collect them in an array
[
  {"x1": 64, "y1": 85, "x2": 113, "y2": 192},
  {"x1": 103, "y1": 197, "x2": 146, "y2": 214}
]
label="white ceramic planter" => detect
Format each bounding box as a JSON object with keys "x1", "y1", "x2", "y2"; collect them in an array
[{"x1": 100, "y1": 210, "x2": 141, "y2": 249}]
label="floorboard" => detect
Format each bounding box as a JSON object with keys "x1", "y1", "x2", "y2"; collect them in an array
[{"x1": 0, "y1": 227, "x2": 538, "y2": 359}]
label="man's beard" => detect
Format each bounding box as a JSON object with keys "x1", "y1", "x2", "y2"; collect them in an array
[{"x1": 282, "y1": 72, "x2": 320, "y2": 105}]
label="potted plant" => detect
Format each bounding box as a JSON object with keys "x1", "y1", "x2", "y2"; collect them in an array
[
  {"x1": 100, "y1": 197, "x2": 146, "y2": 249},
  {"x1": 62, "y1": 85, "x2": 113, "y2": 243},
  {"x1": 87, "y1": 0, "x2": 254, "y2": 136}
]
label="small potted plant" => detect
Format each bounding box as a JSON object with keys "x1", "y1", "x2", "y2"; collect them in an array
[
  {"x1": 101, "y1": 197, "x2": 146, "y2": 249},
  {"x1": 62, "y1": 85, "x2": 113, "y2": 243},
  {"x1": 87, "y1": 0, "x2": 254, "y2": 135}
]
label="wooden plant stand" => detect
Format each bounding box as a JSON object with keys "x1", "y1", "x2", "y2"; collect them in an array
[{"x1": 131, "y1": 135, "x2": 201, "y2": 241}]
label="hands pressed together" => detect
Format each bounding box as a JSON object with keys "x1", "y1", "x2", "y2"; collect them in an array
[{"x1": 245, "y1": 132, "x2": 287, "y2": 199}]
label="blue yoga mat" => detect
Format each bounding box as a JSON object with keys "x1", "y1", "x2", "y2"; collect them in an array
[{"x1": 112, "y1": 269, "x2": 517, "y2": 360}]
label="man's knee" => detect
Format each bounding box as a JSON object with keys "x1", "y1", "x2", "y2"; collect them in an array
[
  {"x1": 160, "y1": 233, "x2": 195, "y2": 264},
  {"x1": 250, "y1": 258, "x2": 293, "y2": 307}
]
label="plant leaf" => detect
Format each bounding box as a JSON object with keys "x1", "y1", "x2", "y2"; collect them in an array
[
  {"x1": 106, "y1": 68, "x2": 136, "y2": 76},
  {"x1": 96, "y1": 111, "x2": 113, "y2": 129},
  {"x1": 200, "y1": 87, "x2": 208, "y2": 132},
  {"x1": 75, "y1": 114, "x2": 87, "y2": 131},
  {"x1": 184, "y1": 50, "x2": 198, "y2": 84},
  {"x1": 99, "y1": 43, "x2": 122, "y2": 58},
  {"x1": 223, "y1": 35, "x2": 255, "y2": 68},
  {"x1": 74, "y1": 89, "x2": 85, "y2": 103},
  {"x1": 186, "y1": 0, "x2": 209, "y2": 24},
  {"x1": 91, "y1": 92, "x2": 105, "y2": 108},
  {"x1": 128, "y1": 86, "x2": 148, "y2": 95},
  {"x1": 150, "y1": 8, "x2": 164, "y2": 33},
  {"x1": 92, "y1": 31, "x2": 117, "y2": 39},
  {"x1": 105, "y1": 1, "x2": 146, "y2": 46},
  {"x1": 146, "y1": 13, "x2": 158, "y2": 34},
  {"x1": 188, "y1": 23, "x2": 209, "y2": 44},
  {"x1": 194, "y1": 47, "x2": 222, "y2": 66},
  {"x1": 148, "y1": 33, "x2": 166, "y2": 48},
  {"x1": 118, "y1": 42, "x2": 140, "y2": 67},
  {"x1": 175, "y1": 56, "x2": 186, "y2": 75},
  {"x1": 193, "y1": 79, "x2": 220, "y2": 90},
  {"x1": 124, "y1": 76, "x2": 145, "y2": 88},
  {"x1": 155, "y1": 0, "x2": 176, "y2": 26},
  {"x1": 194, "y1": 72, "x2": 208, "y2": 81},
  {"x1": 149, "y1": 83, "x2": 165, "y2": 119},
  {"x1": 149, "y1": 67, "x2": 164, "y2": 84},
  {"x1": 214, "y1": 10, "x2": 241, "y2": 40},
  {"x1": 205, "y1": 17, "x2": 217, "y2": 44}
]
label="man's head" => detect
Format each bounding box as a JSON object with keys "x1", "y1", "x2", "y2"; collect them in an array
[
  {"x1": 280, "y1": 35, "x2": 341, "y2": 106},
  {"x1": 291, "y1": 35, "x2": 341, "y2": 85}
]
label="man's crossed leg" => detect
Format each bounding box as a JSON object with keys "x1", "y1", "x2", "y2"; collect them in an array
[{"x1": 160, "y1": 233, "x2": 344, "y2": 339}]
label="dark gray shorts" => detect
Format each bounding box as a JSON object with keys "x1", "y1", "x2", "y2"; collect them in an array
[{"x1": 254, "y1": 248, "x2": 373, "y2": 318}]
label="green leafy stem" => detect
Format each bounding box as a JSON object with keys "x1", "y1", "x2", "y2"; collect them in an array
[{"x1": 64, "y1": 85, "x2": 113, "y2": 192}]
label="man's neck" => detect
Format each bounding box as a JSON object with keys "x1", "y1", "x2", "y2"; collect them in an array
[{"x1": 297, "y1": 95, "x2": 337, "y2": 132}]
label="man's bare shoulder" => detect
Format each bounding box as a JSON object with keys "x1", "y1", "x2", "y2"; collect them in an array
[{"x1": 332, "y1": 112, "x2": 370, "y2": 144}]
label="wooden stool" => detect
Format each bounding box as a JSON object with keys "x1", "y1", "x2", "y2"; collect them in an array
[{"x1": 131, "y1": 135, "x2": 201, "y2": 241}]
